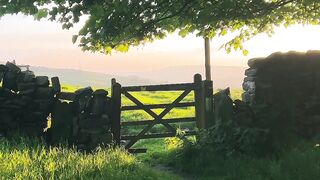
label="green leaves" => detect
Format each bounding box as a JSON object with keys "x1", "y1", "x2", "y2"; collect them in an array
[
  {"x1": 242, "y1": 49, "x2": 249, "y2": 56},
  {"x1": 2, "y1": 0, "x2": 320, "y2": 55},
  {"x1": 178, "y1": 28, "x2": 189, "y2": 37},
  {"x1": 34, "y1": 9, "x2": 48, "y2": 20},
  {"x1": 72, "y1": 35, "x2": 78, "y2": 44},
  {"x1": 219, "y1": 29, "x2": 228, "y2": 36},
  {"x1": 115, "y1": 44, "x2": 129, "y2": 53}
]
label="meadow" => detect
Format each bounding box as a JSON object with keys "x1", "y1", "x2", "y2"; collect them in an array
[
  {"x1": 0, "y1": 137, "x2": 178, "y2": 179},
  {"x1": 1, "y1": 85, "x2": 319, "y2": 179}
]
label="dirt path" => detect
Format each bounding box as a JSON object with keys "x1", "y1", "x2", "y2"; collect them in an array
[{"x1": 152, "y1": 164, "x2": 195, "y2": 180}]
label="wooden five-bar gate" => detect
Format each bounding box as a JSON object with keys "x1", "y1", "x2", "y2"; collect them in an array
[{"x1": 111, "y1": 74, "x2": 214, "y2": 152}]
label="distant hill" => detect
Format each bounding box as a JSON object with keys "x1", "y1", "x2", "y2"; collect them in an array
[
  {"x1": 1, "y1": 61, "x2": 246, "y2": 88},
  {"x1": 30, "y1": 66, "x2": 162, "y2": 88},
  {"x1": 123, "y1": 65, "x2": 247, "y2": 89}
]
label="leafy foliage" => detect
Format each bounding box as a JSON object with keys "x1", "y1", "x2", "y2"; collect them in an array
[
  {"x1": 167, "y1": 139, "x2": 320, "y2": 179},
  {"x1": 193, "y1": 121, "x2": 269, "y2": 156},
  {"x1": 2, "y1": 1, "x2": 320, "y2": 54}
]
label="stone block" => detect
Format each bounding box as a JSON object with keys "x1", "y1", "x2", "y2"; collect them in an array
[
  {"x1": 93, "y1": 89, "x2": 108, "y2": 96},
  {"x1": 36, "y1": 76, "x2": 49, "y2": 87},
  {"x1": 18, "y1": 89, "x2": 35, "y2": 96},
  {"x1": 242, "y1": 92, "x2": 254, "y2": 103},
  {"x1": 0, "y1": 64, "x2": 7, "y2": 73},
  {"x1": 34, "y1": 100, "x2": 52, "y2": 112},
  {"x1": 244, "y1": 76, "x2": 256, "y2": 82},
  {"x1": 91, "y1": 91, "x2": 108, "y2": 116},
  {"x1": 245, "y1": 68, "x2": 258, "y2": 76},
  {"x1": 51, "y1": 101, "x2": 73, "y2": 143},
  {"x1": 75, "y1": 87, "x2": 93, "y2": 97},
  {"x1": 3, "y1": 99, "x2": 26, "y2": 109},
  {"x1": 2, "y1": 71, "x2": 18, "y2": 90},
  {"x1": 242, "y1": 81, "x2": 255, "y2": 92},
  {"x1": 74, "y1": 87, "x2": 93, "y2": 113},
  {"x1": 17, "y1": 71, "x2": 35, "y2": 83},
  {"x1": 247, "y1": 57, "x2": 264, "y2": 68},
  {"x1": 213, "y1": 88, "x2": 233, "y2": 122},
  {"x1": 51, "y1": 77, "x2": 61, "y2": 94},
  {"x1": 78, "y1": 117, "x2": 107, "y2": 130},
  {"x1": 17, "y1": 82, "x2": 36, "y2": 91},
  {"x1": 35, "y1": 87, "x2": 54, "y2": 100},
  {"x1": 6, "y1": 61, "x2": 20, "y2": 73}
]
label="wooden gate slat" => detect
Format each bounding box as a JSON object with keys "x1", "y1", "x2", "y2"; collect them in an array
[
  {"x1": 121, "y1": 102, "x2": 195, "y2": 111},
  {"x1": 157, "y1": 90, "x2": 192, "y2": 119},
  {"x1": 122, "y1": 91, "x2": 176, "y2": 133},
  {"x1": 121, "y1": 130, "x2": 197, "y2": 140},
  {"x1": 121, "y1": 117, "x2": 196, "y2": 126},
  {"x1": 121, "y1": 83, "x2": 195, "y2": 92},
  {"x1": 123, "y1": 91, "x2": 158, "y2": 118}
]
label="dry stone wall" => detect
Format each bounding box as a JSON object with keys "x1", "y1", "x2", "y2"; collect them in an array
[
  {"x1": 49, "y1": 87, "x2": 113, "y2": 150},
  {"x1": 0, "y1": 62, "x2": 113, "y2": 150},
  {"x1": 243, "y1": 51, "x2": 320, "y2": 138},
  {"x1": 0, "y1": 62, "x2": 57, "y2": 136}
]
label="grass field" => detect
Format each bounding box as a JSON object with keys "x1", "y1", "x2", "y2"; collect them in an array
[{"x1": 2, "y1": 85, "x2": 319, "y2": 179}]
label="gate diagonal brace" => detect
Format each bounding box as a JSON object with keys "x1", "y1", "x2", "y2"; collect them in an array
[
  {"x1": 123, "y1": 89, "x2": 192, "y2": 149},
  {"x1": 122, "y1": 91, "x2": 176, "y2": 132}
]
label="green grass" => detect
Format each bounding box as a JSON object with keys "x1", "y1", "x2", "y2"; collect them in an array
[
  {"x1": 0, "y1": 137, "x2": 179, "y2": 179},
  {"x1": 164, "y1": 140, "x2": 320, "y2": 180},
  {"x1": 60, "y1": 84, "x2": 109, "y2": 92}
]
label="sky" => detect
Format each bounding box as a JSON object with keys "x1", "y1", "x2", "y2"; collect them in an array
[{"x1": 1, "y1": 14, "x2": 320, "y2": 74}]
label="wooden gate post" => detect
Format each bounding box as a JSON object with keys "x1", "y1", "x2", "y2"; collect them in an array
[
  {"x1": 194, "y1": 74, "x2": 204, "y2": 128},
  {"x1": 202, "y1": 80, "x2": 214, "y2": 128},
  {"x1": 194, "y1": 74, "x2": 214, "y2": 129},
  {"x1": 111, "y1": 81, "x2": 121, "y2": 146}
]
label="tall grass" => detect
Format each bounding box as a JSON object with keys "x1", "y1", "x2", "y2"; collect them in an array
[
  {"x1": 163, "y1": 140, "x2": 320, "y2": 180},
  {"x1": 0, "y1": 137, "x2": 178, "y2": 179}
]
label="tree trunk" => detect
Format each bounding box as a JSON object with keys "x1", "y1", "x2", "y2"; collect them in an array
[{"x1": 204, "y1": 37, "x2": 211, "y2": 80}]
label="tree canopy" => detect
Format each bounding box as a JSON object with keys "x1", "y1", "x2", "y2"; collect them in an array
[{"x1": 1, "y1": 0, "x2": 320, "y2": 54}]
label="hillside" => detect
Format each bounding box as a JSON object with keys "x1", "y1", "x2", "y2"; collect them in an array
[
  {"x1": 30, "y1": 66, "x2": 162, "y2": 87},
  {"x1": 1, "y1": 62, "x2": 246, "y2": 88}
]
